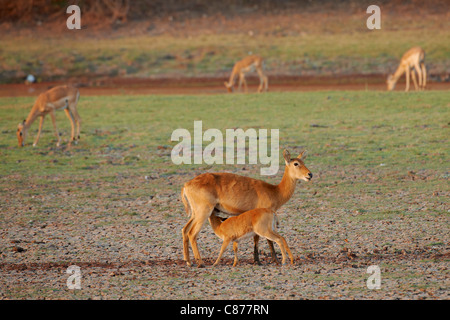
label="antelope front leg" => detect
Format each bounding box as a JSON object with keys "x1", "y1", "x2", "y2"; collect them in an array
[
  {"x1": 253, "y1": 235, "x2": 262, "y2": 265},
  {"x1": 33, "y1": 115, "x2": 44, "y2": 147},
  {"x1": 49, "y1": 111, "x2": 61, "y2": 147},
  {"x1": 238, "y1": 74, "x2": 244, "y2": 92},
  {"x1": 213, "y1": 238, "x2": 231, "y2": 267},
  {"x1": 232, "y1": 242, "x2": 239, "y2": 267}
]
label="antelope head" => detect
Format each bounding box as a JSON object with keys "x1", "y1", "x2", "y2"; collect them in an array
[
  {"x1": 16, "y1": 120, "x2": 26, "y2": 147},
  {"x1": 386, "y1": 74, "x2": 396, "y2": 91},
  {"x1": 283, "y1": 149, "x2": 313, "y2": 182},
  {"x1": 224, "y1": 81, "x2": 234, "y2": 93}
]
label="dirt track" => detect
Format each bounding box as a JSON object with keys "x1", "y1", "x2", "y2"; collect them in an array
[{"x1": 1, "y1": 75, "x2": 449, "y2": 97}]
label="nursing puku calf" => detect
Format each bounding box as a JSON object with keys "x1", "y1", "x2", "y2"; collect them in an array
[{"x1": 209, "y1": 208, "x2": 294, "y2": 266}]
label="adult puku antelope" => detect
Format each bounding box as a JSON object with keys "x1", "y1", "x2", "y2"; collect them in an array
[
  {"x1": 224, "y1": 55, "x2": 268, "y2": 93},
  {"x1": 17, "y1": 85, "x2": 81, "y2": 147},
  {"x1": 387, "y1": 47, "x2": 427, "y2": 92}
]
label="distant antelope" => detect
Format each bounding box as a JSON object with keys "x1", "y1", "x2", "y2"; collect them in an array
[
  {"x1": 224, "y1": 55, "x2": 268, "y2": 93},
  {"x1": 387, "y1": 47, "x2": 427, "y2": 92},
  {"x1": 209, "y1": 208, "x2": 294, "y2": 266},
  {"x1": 181, "y1": 149, "x2": 312, "y2": 267},
  {"x1": 16, "y1": 85, "x2": 81, "y2": 147}
]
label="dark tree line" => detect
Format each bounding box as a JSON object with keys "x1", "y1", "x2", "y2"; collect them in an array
[{"x1": 0, "y1": 0, "x2": 438, "y2": 24}]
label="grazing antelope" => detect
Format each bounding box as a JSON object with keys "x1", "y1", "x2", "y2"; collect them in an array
[
  {"x1": 17, "y1": 85, "x2": 81, "y2": 147},
  {"x1": 181, "y1": 149, "x2": 312, "y2": 267},
  {"x1": 387, "y1": 47, "x2": 427, "y2": 92},
  {"x1": 209, "y1": 208, "x2": 294, "y2": 267},
  {"x1": 224, "y1": 55, "x2": 268, "y2": 93}
]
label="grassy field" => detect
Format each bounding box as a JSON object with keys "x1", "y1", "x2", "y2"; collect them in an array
[
  {"x1": 3, "y1": 30, "x2": 448, "y2": 81},
  {"x1": 2, "y1": 8, "x2": 449, "y2": 82},
  {"x1": 0, "y1": 90, "x2": 449, "y2": 299},
  {"x1": 2, "y1": 90, "x2": 448, "y2": 174}
]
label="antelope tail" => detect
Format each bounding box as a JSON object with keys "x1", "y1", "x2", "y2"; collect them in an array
[{"x1": 181, "y1": 187, "x2": 192, "y2": 217}]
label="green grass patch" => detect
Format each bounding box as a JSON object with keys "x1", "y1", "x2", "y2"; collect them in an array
[
  {"x1": 1, "y1": 90, "x2": 449, "y2": 225},
  {"x1": 1, "y1": 21, "x2": 449, "y2": 82}
]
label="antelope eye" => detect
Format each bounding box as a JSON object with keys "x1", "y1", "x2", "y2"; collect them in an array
[{"x1": 294, "y1": 162, "x2": 299, "y2": 166}]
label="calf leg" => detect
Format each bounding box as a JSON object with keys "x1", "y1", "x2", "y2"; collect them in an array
[
  {"x1": 213, "y1": 238, "x2": 231, "y2": 267},
  {"x1": 232, "y1": 242, "x2": 239, "y2": 267}
]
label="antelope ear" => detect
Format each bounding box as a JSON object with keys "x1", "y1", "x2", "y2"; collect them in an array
[
  {"x1": 283, "y1": 149, "x2": 291, "y2": 165},
  {"x1": 298, "y1": 150, "x2": 307, "y2": 160}
]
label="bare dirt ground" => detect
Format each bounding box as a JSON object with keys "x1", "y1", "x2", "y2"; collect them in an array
[
  {"x1": 1, "y1": 75, "x2": 449, "y2": 97},
  {"x1": 0, "y1": 163, "x2": 449, "y2": 300}
]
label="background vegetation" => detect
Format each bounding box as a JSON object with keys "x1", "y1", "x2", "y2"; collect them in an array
[{"x1": 1, "y1": 0, "x2": 449, "y2": 83}]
